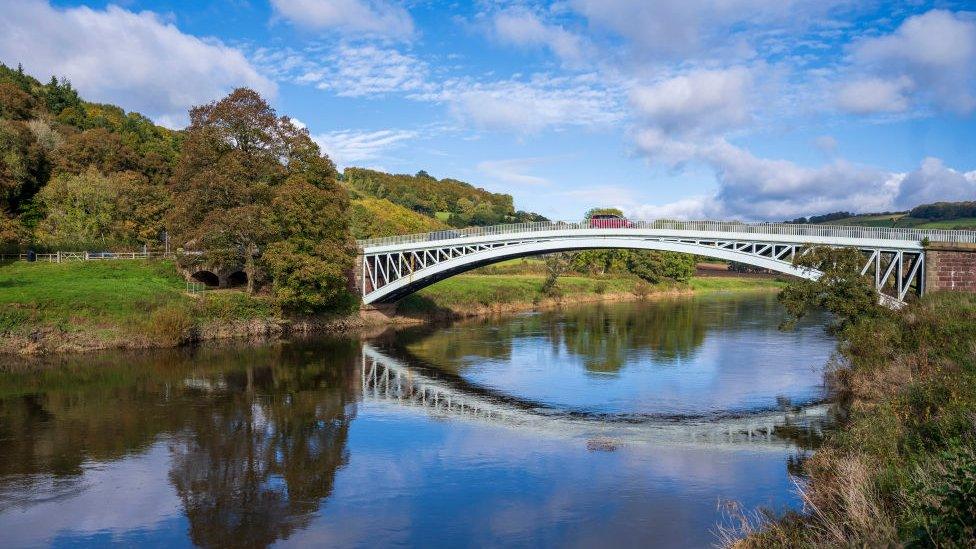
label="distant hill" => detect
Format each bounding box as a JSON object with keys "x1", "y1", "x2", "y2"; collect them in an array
[
  {"x1": 348, "y1": 196, "x2": 448, "y2": 239},
  {"x1": 0, "y1": 62, "x2": 548, "y2": 248},
  {"x1": 343, "y1": 168, "x2": 547, "y2": 232},
  {"x1": 786, "y1": 201, "x2": 976, "y2": 230}
]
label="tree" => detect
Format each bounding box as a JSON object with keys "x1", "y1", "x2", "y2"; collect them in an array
[
  {"x1": 626, "y1": 250, "x2": 695, "y2": 283},
  {"x1": 542, "y1": 252, "x2": 575, "y2": 297},
  {"x1": 169, "y1": 88, "x2": 352, "y2": 309},
  {"x1": 585, "y1": 206, "x2": 624, "y2": 219},
  {"x1": 263, "y1": 176, "x2": 356, "y2": 312},
  {"x1": 0, "y1": 83, "x2": 35, "y2": 120},
  {"x1": 778, "y1": 245, "x2": 886, "y2": 330},
  {"x1": 0, "y1": 119, "x2": 49, "y2": 214},
  {"x1": 43, "y1": 76, "x2": 82, "y2": 115},
  {"x1": 33, "y1": 169, "x2": 119, "y2": 247}
]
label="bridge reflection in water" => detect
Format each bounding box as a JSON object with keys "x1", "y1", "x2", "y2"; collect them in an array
[{"x1": 360, "y1": 343, "x2": 827, "y2": 451}]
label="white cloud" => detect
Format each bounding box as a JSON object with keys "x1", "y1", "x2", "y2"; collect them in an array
[
  {"x1": 492, "y1": 8, "x2": 588, "y2": 65},
  {"x1": 311, "y1": 128, "x2": 417, "y2": 168},
  {"x1": 894, "y1": 157, "x2": 976, "y2": 209},
  {"x1": 431, "y1": 74, "x2": 624, "y2": 133},
  {"x1": 255, "y1": 43, "x2": 429, "y2": 97},
  {"x1": 813, "y1": 135, "x2": 838, "y2": 155},
  {"x1": 835, "y1": 76, "x2": 913, "y2": 114},
  {"x1": 630, "y1": 67, "x2": 753, "y2": 134},
  {"x1": 477, "y1": 158, "x2": 551, "y2": 187},
  {"x1": 568, "y1": 0, "x2": 839, "y2": 60},
  {"x1": 631, "y1": 136, "x2": 976, "y2": 221},
  {"x1": 843, "y1": 10, "x2": 976, "y2": 114},
  {"x1": 0, "y1": 1, "x2": 275, "y2": 127},
  {"x1": 270, "y1": 0, "x2": 414, "y2": 39}
]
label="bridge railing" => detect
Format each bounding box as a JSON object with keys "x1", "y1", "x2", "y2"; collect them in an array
[{"x1": 358, "y1": 219, "x2": 976, "y2": 249}]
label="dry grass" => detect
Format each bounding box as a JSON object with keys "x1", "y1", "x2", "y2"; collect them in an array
[{"x1": 731, "y1": 293, "x2": 976, "y2": 547}]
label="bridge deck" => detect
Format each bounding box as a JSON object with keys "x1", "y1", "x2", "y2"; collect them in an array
[{"x1": 358, "y1": 219, "x2": 976, "y2": 251}]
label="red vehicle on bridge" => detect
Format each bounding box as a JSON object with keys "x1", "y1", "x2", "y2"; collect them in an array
[{"x1": 588, "y1": 213, "x2": 632, "y2": 228}]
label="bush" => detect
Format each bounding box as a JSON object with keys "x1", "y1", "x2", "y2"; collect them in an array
[
  {"x1": 148, "y1": 303, "x2": 194, "y2": 345},
  {"x1": 632, "y1": 280, "x2": 652, "y2": 300},
  {"x1": 915, "y1": 444, "x2": 976, "y2": 545}
]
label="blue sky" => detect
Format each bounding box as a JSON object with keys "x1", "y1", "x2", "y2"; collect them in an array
[{"x1": 2, "y1": 0, "x2": 974, "y2": 221}]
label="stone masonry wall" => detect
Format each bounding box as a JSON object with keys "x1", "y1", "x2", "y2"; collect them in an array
[{"x1": 924, "y1": 243, "x2": 976, "y2": 293}]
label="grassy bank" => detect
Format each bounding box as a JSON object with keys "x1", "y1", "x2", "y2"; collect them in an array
[
  {"x1": 397, "y1": 272, "x2": 784, "y2": 316},
  {"x1": 736, "y1": 292, "x2": 976, "y2": 547},
  {"x1": 0, "y1": 260, "x2": 278, "y2": 353},
  {"x1": 0, "y1": 260, "x2": 784, "y2": 354}
]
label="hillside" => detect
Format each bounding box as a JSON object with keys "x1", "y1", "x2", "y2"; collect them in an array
[
  {"x1": 0, "y1": 62, "x2": 548, "y2": 250},
  {"x1": 0, "y1": 62, "x2": 181, "y2": 251},
  {"x1": 348, "y1": 196, "x2": 448, "y2": 239},
  {"x1": 344, "y1": 167, "x2": 547, "y2": 229},
  {"x1": 789, "y1": 201, "x2": 976, "y2": 230}
]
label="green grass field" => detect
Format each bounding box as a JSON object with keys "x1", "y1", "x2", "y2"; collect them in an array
[
  {"x1": 688, "y1": 276, "x2": 786, "y2": 292},
  {"x1": 816, "y1": 213, "x2": 976, "y2": 230},
  {"x1": 0, "y1": 260, "x2": 275, "y2": 349},
  {"x1": 0, "y1": 260, "x2": 186, "y2": 331},
  {"x1": 397, "y1": 272, "x2": 782, "y2": 314}
]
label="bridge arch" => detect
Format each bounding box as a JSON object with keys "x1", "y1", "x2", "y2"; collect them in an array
[
  {"x1": 362, "y1": 237, "x2": 819, "y2": 304},
  {"x1": 191, "y1": 270, "x2": 220, "y2": 288}
]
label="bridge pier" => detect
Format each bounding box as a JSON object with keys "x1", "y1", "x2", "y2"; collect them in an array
[{"x1": 924, "y1": 243, "x2": 976, "y2": 293}]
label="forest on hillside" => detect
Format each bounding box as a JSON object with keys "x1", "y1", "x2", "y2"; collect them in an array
[{"x1": 0, "y1": 63, "x2": 555, "y2": 311}]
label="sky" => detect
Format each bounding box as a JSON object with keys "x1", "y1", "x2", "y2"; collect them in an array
[{"x1": 1, "y1": 0, "x2": 974, "y2": 221}]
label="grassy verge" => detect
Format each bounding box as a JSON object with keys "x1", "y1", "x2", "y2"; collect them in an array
[
  {"x1": 397, "y1": 273, "x2": 782, "y2": 316},
  {"x1": 0, "y1": 260, "x2": 277, "y2": 353},
  {"x1": 735, "y1": 292, "x2": 976, "y2": 547},
  {"x1": 0, "y1": 260, "x2": 786, "y2": 353},
  {"x1": 690, "y1": 276, "x2": 786, "y2": 292}
]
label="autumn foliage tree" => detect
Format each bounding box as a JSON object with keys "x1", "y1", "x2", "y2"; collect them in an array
[{"x1": 168, "y1": 88, "x2": 354, "y2": 311}]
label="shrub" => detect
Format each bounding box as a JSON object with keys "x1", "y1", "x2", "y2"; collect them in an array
[
  {"x1": 148, "y1": 303, "x2": 194, "y2": 345},
  {"x1": 914, "y1": 444, "x2": 976, "y2": 545},
  {"x1": 632, "y1": 280, "x2": 652, "y2": 300}
]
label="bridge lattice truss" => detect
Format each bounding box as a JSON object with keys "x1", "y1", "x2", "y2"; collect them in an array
[{"x1": 358, "y1": 222, "x2": 942, "y2": 305}]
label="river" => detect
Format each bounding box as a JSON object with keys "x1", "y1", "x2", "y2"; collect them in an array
[{"x1": 0, "y1": 292, "x2": 835, "y2": 548}]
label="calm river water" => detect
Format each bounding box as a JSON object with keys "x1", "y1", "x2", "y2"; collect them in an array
[{"x1": 0, "y1": 292, "x2": 835, "y2": 548}]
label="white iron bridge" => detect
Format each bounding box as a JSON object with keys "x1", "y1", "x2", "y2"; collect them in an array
[{"x1": 357, "y1": 220, "x2": 976, "y2": 306}]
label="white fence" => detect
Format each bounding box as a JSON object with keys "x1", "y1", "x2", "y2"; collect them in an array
[
  {"x1": 0, "y1": 251, "x2": 172, "y2": 262},
  {"x1": 357, "y1": 219, "x2": 976, "y2": 249}
]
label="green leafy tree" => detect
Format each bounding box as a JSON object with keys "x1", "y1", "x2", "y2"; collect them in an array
[
  {"x1": 541, "y1": 252, "x2": 575, "y2": 297},
  {"x1": 43, "y1": 76, "x2": 82, "y2": 115},
  {"x1": 169, "y1": 88, "x2": 352, "y2": 308},
  {"x1": 33, "y1": 169, "x2": 119, "y2": 247},
  {"x1": 778, "y1": 245, "x2": 886, "y2": 330},
  {"x1": 264, "y1": 176, "x2": 356, "y2": 312},
  {"x1": 626, "y1": 250, "x2": 696, "y2": 283},
  {"x1": 0, "y1": 119, "x2": 49, "y2": 214},
  {"x1": 348, "y1": 197, "x2": 448, "y2": 239}
]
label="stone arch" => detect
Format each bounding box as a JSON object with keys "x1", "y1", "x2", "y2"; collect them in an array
[
  {"x1": 190, "y1": 270, "x2": 220, "y2": 288},
  {"x1": 226, "y1": 271, "x2": 248, "y2": 288}
]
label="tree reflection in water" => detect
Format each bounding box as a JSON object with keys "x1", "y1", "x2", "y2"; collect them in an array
[
  {"x1": 408, "y1": 294, "x2": 789, "y2": 375},
  {"x1": 168, "y1": 343, "x2": 359, "y2": 548},
  {"x1": 0, "y1": 339, "x2": 361, "y2": 547}
]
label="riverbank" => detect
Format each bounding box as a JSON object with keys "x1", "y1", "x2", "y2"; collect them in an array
[
  {"x1": 0, "y1": 260, "x2": 784, "y2": 355},
  {"x1": 734, "y1": 292, "x2": 976, "y2": 547}
]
